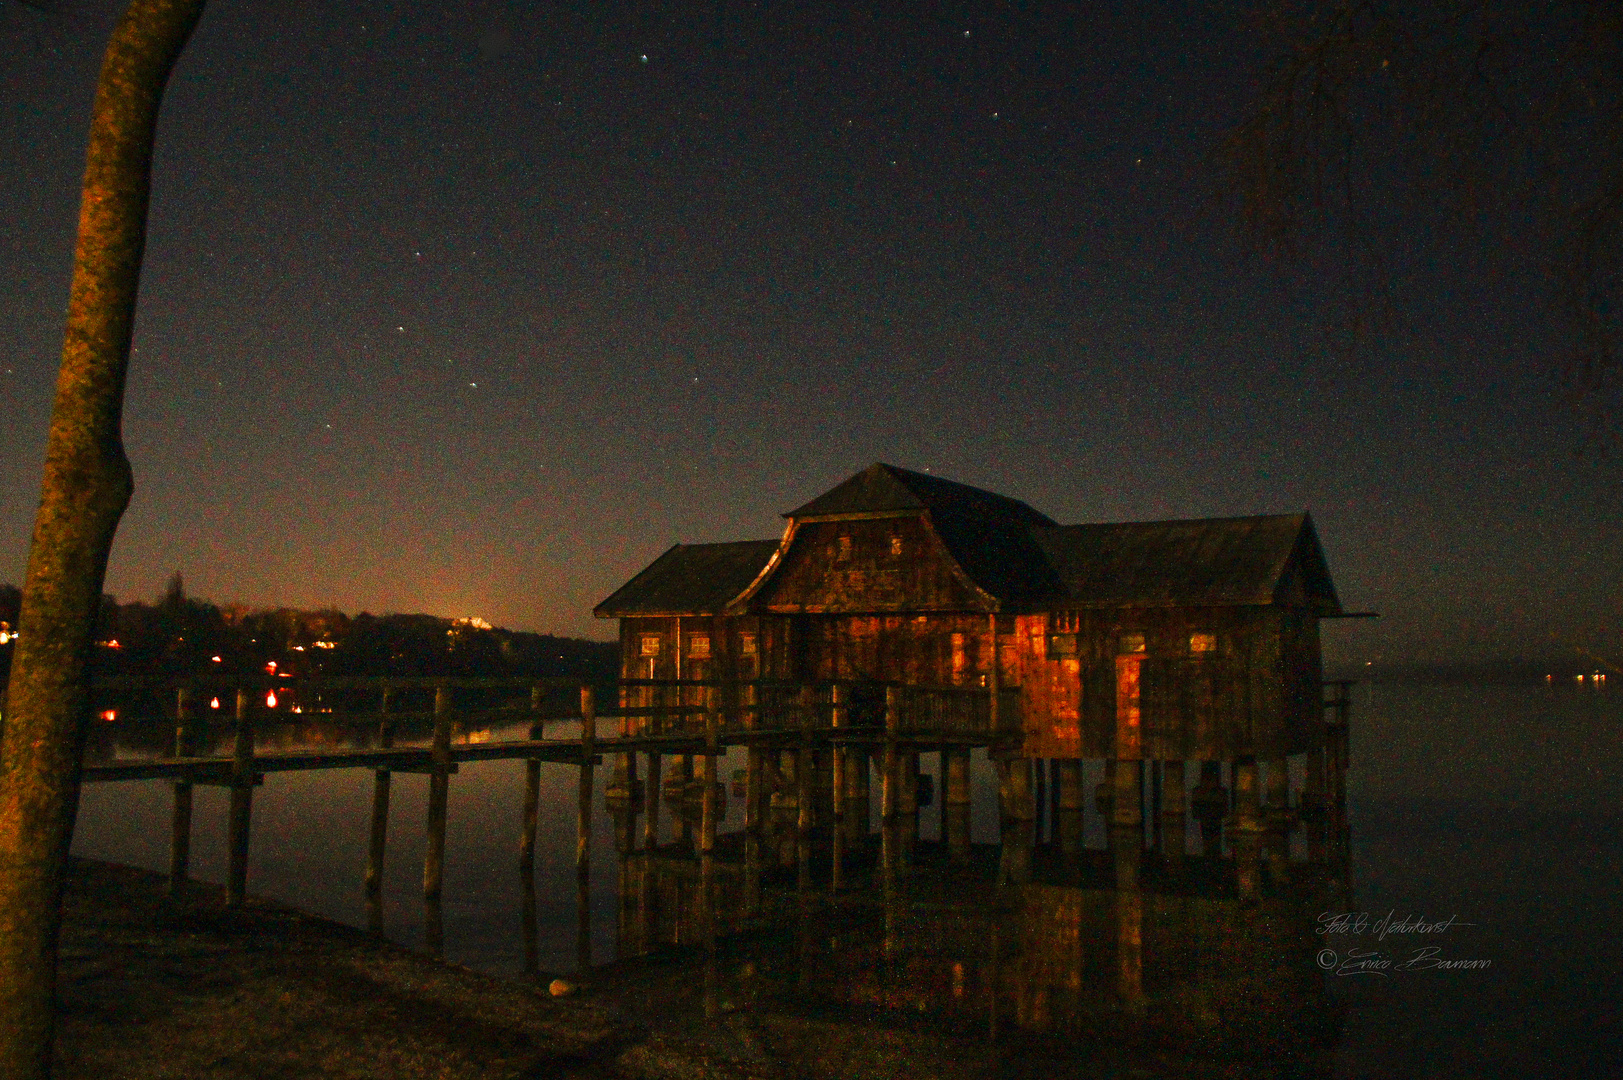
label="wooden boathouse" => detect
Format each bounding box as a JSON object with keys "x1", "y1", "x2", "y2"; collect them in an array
[{"x1": 596, "y1": 462, "x2": 1347, "y2": 782}]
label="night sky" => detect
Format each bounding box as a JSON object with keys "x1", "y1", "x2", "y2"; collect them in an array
[{"x1": 3, "y1": 1, "x2": 1618, "y2": 667}]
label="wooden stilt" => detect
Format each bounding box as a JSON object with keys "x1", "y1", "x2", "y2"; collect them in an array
[
  {"x1": 365, "y1": 686, "x2": 393, "y2": 932},
  {"x1": 946, "y1": 746, "x2": 972, "y2": 863},
  {"x1": 521, "y1": 684, "x2": 543, "y2": 876},
  {"x1": 520, "y1": 760, "x2": 541, "y2": 873},
  {"x1": 1161, "y1": 759, "x2": 1186, "y2": 861},
  {"x1": 577, "y1": 687, "x2": 597, "y2": 975},
  {"x1": 424, "y1": 686, "x2": 452, "y2": 902},
  {"x1": 225, "y1": 687, "x2": 255, "y2": 908},
  {"x1": 1110, "y1": 757, "x2": 1142, "y2": 828},
  {"x1": 830, "y1": 683, "x2": 847, "y2": 889},
  {"x1": 1149, "y1": 760, "x2": 1162, "y2": 851},
  {"x1": 168, "y1": 687, "x2": 192, "y2": 895},
  {"x1": 797, "y1": 689, "x2": 814, "y2": 889},
  {"x1": 880, "y1": 687, "x2": 901, "y2": 876},
  {"x1": 1032, "y1": 759, "x2": 1047, "y2": 842},
  {"x1": 1056, "y1": 758, "x2": 1084, "y2": 856},
  {"x1": 578, "y1": 686, "x2": 596, "y2": 876},
  {"x1": 644, "y1": 750, "x2": 662, "y2": 849}
]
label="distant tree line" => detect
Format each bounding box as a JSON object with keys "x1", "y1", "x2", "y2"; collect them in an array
[{"x1": 0, "y1": 574, "x2": 617, "y2": 688}]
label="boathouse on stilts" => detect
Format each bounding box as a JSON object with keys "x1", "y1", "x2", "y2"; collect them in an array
[{"x1": 594, "y1": 463, "x2": 1355, "y2": 902}]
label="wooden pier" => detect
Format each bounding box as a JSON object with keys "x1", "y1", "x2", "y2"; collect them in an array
[{"x1": 79, "y1": 673, "x2": 1353, "y2": 963}]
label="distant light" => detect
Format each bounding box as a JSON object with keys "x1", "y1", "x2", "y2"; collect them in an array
[
  {"x1": 211, "y1": 655, "x2": 222, "y2": 663},
  {"x1": 266, "y1": 690, "x2": 278, "y2": 708},
  {"x1": 640, "y1": 53, "x2": 648, "y2": 62},
  {"x1": 100, "y1": 709, "x2": 117, "y2": 722},
  {"x1": 266, "y1": 661, "x2": 277, "y2": 673},
  {"x1": 292, "y1": 645, "x2": 305, "y2": 652},
  {"x1": 210, "y1": 697, "x2": 221, "y2": 709}
]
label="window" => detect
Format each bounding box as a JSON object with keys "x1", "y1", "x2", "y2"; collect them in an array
[
  {"x1": 1049, "y1": 633, "x2": 1077, "y2": 657},
  {"x1": 739, "y1": 633, "x2": 758, "y2": 656},
  {"x1": 688, "y1": 633, "x2": 711, "y2": 658},
  {"x1": 890, "y1": 535, "x2": 903, "y2": 556},
  {"x1": 1190, "y1": 632, "x2": 1217, "y2": 654},
  {"x1": 640, "y1": 635, "x2": 661, "y2": 657},
  {"x1": 1119, "y1": 633, "x2": 1146, "y2": 654},
  {"x1": 837, "y1": 535, "x2": 853, "y2": 561}
]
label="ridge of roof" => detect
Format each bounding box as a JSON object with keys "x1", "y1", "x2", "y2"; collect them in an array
[{"x1": 785, "y1": 463, "x2": 1058, "y2": 526}]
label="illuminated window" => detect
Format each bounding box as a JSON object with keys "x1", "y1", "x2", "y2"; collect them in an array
[
  {"x1": 640, "y1": 635, "x2": 661, "y2": 657},
  {"x1": 1190, "y1": 633, "x2": 1217, "y2": 654},
  {"x1": 837, "y1": 535, "x2": 853, "y2": 561},
  {"x1": 688, "y1": 633, "x2": 711, "y2": 658},
  {"x1": 1119, "y1": 633, "x2": 1146, "y2": 654},
  {"x1": 890, "y1": 535, "x2": 903, "y2": 556},
  {"x1": 739, "y1": 633, "x2": 758, "y2": 656}
]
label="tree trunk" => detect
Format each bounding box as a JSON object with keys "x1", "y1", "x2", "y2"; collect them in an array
[{"x1": 0, "y1": 3, "x2": 205, "y2": 1077}]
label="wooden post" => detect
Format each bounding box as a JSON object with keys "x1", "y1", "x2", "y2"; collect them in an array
[
  {"x1": 797, "y1": 687, "x2": 814, "y2": 889},
  {"x1": 1265, "y1": 755, "x2": 1291, "y2": 880},
  {"x1": 700, "y1": 700, "x2": 718, "y2": 858},
  {"x1": 830, "y1": 683, "x2": 847, "y2": 833},
  {"x1": 1056, "y1": 758, "x2": 1084, "y2": 856},
  {"x1": 880, "y1": 687, "x2": 896, "y2": 825},
  {"x1": 644, "y1": 749, "x2": 662, "y2": 849},
  {"x1": 423, "y1": 685, "x2": 452, "y2": 902},
  {"x1": 945, "y1": 746, "x2": 972, "y2": 863},
  {"x1": 999, "y1": 756, "x2": 1034, "y2": 822},
  {"x1": 700, "y1": 699, "x2": 718, "y2": 982},
  {"x1": 829, "y1": 683, "x2": 846, "y2": 892},
  {"x1": 520, "y1": 686, "x2": 541, "y2": 876},
  {"x1": 1110, "y1": 757, "x2": 1142, "y2": 831},
  {"x1": 1161, "y1": 760, "x2": 1186, "y2": 860},
  {"x1": 1192, "y1": 760, "x2": 1227, "y2": 857},
  {"x1": 1149, "y1": 760, "x2": 1162, "y2": 850},
  {"x1": 578, "y1": 686, "x2": 596, "y2": 879},
  {"x1": 575, "y1": 686, "x2": 597, "y2": 975},
  {"x1": 881, "y1": 686, "x2": 900, "y2": 875},
  {"x1": 225, "y1": 687, "x2": 255, "y2": 908},
  {"x1": 1232, "y1": 758, "x2": 1262, "y2": 832},
  {"x1": 168, "y1": 687, "x2": 192, "y2": 894},
  {"x1": 1033, "y1": 758, "x2": 1047, "y2": 842},
  {"x1": 365, "y1": 686, "x2": 394, "y2": 930}
]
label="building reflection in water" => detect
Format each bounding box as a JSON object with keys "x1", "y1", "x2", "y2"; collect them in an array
[{"x1": 597, "y1": 763, "x2": 1350, "y2": 1065}]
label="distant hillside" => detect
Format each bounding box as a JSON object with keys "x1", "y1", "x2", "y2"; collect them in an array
[
  {"x1": 1329, "y1": 657, "x2": 1622, "y2": 685},
  {"x1": 0, "y1": 577, "x2": 618, "y2": 686}
]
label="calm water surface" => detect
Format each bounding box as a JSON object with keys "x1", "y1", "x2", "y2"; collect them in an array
[{"x1": 70, "y1": 682, "x2": 1622, "y2": 1077}]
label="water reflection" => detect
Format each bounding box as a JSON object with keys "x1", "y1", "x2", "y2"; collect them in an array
[{"x1": 604, "y1": 796, "x2": 1349, "y2": 1066}]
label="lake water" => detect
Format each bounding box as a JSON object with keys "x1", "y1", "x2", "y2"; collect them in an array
[{"x1": 70, "y1": 682, "x2": 1622, "y2": 1077}]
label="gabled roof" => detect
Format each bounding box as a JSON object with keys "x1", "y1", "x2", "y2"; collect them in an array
[
  {"x1": 1030, "y1": 514, "x2": 1342, "y2": 614},
  {"x1": 594, "y1": 540, "x2": 779, "y2": 617},
  {"x1": 775, "y1": 463, "x2": 1060, "y2": 607},
  {"x1": 786, "y1": 463, "x2": 1057, "y2": 526}
]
